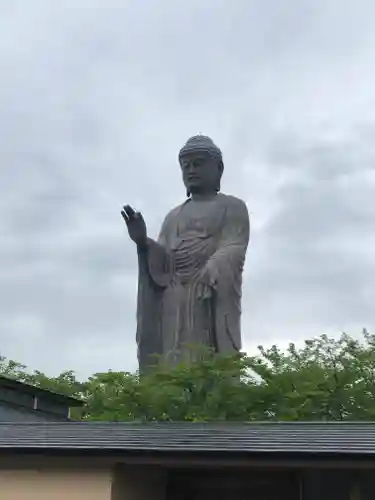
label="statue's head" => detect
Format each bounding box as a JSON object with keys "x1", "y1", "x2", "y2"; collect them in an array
[{"x1": 178, "y1": 135, "x2": 224, "y2": 197}]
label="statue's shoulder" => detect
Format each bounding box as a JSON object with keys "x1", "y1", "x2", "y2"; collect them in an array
[
  {"x1": 217, "y1": 193, "x2": 248, "y2": 214},
  {"x1": 161, "y1": 202, "x2": 186, "y2": 228},
  {"x1": 164, "y1": 202, "x2": 185, "y2": 220},
  {"x1": 163, "y1": 195, "x2": 248, "y2": 219}
]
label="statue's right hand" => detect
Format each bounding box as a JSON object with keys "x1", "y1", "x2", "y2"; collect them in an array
[{"x1": 121, "y1": 205, "x2": 147, "y2": 247}]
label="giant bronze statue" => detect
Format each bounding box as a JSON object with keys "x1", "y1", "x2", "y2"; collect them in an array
[{"x1": 122, "y1": 135, "x2": 250, "y2": 371}]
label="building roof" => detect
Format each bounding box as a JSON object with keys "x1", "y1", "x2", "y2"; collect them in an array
[
  {"x1": 0, "y1": 421, "x2": 375, "y2": 456},
  {"x1": 0, "y1": 375, "x2": 84, "y2": 407}
]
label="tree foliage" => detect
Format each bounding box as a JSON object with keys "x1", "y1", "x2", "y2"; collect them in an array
[{"x1": 2, "y1": 330, "x2": 375, "y2": 421}]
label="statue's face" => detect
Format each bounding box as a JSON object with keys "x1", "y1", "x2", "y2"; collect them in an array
[{"x1": 180, "y1": 151, "x2": 221, "y2": 194}]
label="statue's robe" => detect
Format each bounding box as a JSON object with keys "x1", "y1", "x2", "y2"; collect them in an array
[{"x1": 136, "y1": 193, "x2": 250, "y2": 370}]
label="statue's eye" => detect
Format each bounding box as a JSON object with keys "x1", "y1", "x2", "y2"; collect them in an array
[{"x1": 193, "y1": 158, "x2": 205, "y2": 168}]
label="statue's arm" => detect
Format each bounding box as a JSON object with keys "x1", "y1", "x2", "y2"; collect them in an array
[
  {"x1": 212, "y1": 197, "x2": 249, "y2": 261},
  {"x1": 204, "y1": 197, "x2": 250, "y2": 285},
  {"x1": 198, "y1": 197, "x2": 249, "y2": 351}
]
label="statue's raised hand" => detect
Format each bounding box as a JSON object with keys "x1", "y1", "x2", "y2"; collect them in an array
[{"x1": 121, "y1": 205, "x2": 147, "y2": 247}]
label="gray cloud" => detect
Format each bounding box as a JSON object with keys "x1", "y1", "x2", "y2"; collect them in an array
[{"x1": 0, "y1": 0, "x2": 374, "y2": 378}]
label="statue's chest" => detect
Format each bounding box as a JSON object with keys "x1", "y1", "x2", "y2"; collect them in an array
[{"x1": 176, "y1": 201, "x2": 225, "y2": 239}]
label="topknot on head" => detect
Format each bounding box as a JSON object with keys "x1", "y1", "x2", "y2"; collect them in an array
[{"x1": 178, "y1": 135, "x2": 222, "y2": 161}]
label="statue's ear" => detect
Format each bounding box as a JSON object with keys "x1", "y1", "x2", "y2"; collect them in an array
[
  {"x1": 215, "y1": 160, "x2": 224, "y2": 192},
  {"x1": 186, "y1": 189, "x2": 191, "y2": 198},
  {"x1": 218, "y1": 160, "x2": 224, "y2": 176}
]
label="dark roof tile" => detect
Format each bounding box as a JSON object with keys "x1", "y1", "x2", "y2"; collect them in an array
[{"x1": 0, "y1": 421, "x2": 374, "y2": 455}]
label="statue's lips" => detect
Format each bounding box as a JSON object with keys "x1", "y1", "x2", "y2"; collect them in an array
[{"x1": 187, "y1": 176, "x2": 200, "y2": 182}]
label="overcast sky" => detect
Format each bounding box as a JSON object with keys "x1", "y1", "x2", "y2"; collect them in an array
[{"x1": 1, "y1": 1, "x2": 374, "y2": 379}]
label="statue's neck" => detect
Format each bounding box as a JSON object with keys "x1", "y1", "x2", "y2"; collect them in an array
[{"x1": 190, "y1": 192, "x2": 218, "y2": 202}]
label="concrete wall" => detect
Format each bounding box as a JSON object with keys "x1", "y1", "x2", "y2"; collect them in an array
[
  {"x1": 2, "y1": 459, "x2": 375, "y2": 500},
  {"x1": 0, "y1": 468, "x2": 113, "y2": 500},
  {"x1": 0, "y1": 458, "x2": 167, "y2": 500}
]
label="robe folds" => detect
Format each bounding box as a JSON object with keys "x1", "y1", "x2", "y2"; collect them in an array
[{"x1": 136, "y1": 193, "x2": 250, "y2": 370}]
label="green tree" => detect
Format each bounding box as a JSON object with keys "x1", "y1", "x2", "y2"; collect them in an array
[
  {"x1": 1, "y1": 330, "x2": 375, "y2": 422},
  {"x1": 246, "y1": 329, "x2": 375, "y2": 420}
]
